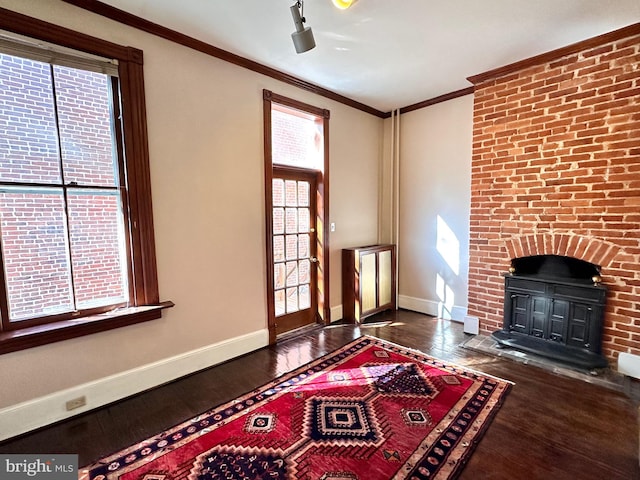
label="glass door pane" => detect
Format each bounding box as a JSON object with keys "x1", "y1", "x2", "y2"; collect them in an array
[{"x1": 273, "y1": 177, "x2": 313, "y2": 317}]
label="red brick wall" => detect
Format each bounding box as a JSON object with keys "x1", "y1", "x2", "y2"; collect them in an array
[{"x1": 468, "y1": 32, "x2": 640, "y2": 362}]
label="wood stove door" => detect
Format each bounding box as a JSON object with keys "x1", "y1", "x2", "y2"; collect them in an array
[
  {"x1": 530, "y1": 296, "x2": 548, "y2": 338},
  {"x1": 509, "y1": 293, "x2": 531, "y2": 334},
  {"x1": 549, "y1": 299, "x2": 569, "y2": 343},
  {"x1": 567, "y1": 303, "x2": 593, "y2": 349}
]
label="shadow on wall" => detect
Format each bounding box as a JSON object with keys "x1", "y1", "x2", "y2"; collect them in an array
[{"x1": 435, "y1": 215, "x2": 460, "y2": 320}]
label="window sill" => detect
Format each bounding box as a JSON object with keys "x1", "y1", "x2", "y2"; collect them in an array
[{"x1": 0, "y1": 301, "x2": 174, "y2": 355}]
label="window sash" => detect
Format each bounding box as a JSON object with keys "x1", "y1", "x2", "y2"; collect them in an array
[{"x1": 0, "y1": 53, "x2": 131, "y2": 331}]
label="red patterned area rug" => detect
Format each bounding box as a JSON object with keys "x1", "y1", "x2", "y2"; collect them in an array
[{"x1": 81, "y1": 336, "x2": 513, "y2": 480}]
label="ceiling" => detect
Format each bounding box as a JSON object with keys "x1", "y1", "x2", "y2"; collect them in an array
[{"x1": 97, "y1": 0, "x2": 640, "y2": 113}]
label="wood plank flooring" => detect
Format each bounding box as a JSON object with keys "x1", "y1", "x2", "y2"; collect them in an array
[{"x1": 1, "y1": 310, "x2": 638, "y2": 479}]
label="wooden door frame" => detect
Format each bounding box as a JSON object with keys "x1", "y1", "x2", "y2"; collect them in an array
[{"x1": 263, "y1": 89, "x2": 330, "y2": 344}]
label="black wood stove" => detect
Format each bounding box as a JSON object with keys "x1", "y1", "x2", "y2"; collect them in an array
[{"x1": 492, "y1": 255, "x2": 608, "y2": 369}]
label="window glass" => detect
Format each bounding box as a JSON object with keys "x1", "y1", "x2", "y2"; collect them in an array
[
  {"x1": 67, "y1": 189, "x2": 128, "y2": 309},
  {"x1": 54, "y1": 65, "x2": 118, "y2": 187},
  {"x1": 0, "y1": 188, "x2": 73, "y2": 320},
  {"x1": 271, "y1": 106, "x2": 324, "y2": 171},
  {"x1": 0, "y1": 55, "x2": 61, "y2": 183}
]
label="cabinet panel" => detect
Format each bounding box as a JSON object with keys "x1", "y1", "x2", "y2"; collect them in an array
[
  {"x1": 342, "y1": 245, "x2": 396, "y2": 323},
  {"x1": 378, "y1": 250, "x2": 392, "y2": 307},
  {"x1": 553, "y1": 284, "x2": 606, "y2": 303},
  {"x1": 506, "y1": 277, "x2": 546, "y2": 294},
  {"x1": 567, "y1": 303, "x2": 591, "y2": 348},
  {"x1": 510, "y1": 294, "x2": 530, "y2": 334},
  {"x1": 549, "y1": 299, "x2": 569, "y2": 342},
  {"x1": 360, "y1": 253, "x2": 377, "y2": 313},
  {"x1": 530, "y1": 296, "x2": 548, "y2": 338}
]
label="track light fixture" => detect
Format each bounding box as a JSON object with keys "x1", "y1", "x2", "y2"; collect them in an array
[{"x1": 290, "y1": 1, "x2": 316, "y2": 54}]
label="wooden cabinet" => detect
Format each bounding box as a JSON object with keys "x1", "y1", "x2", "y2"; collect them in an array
[{"x1": 342, "y1": 244, "x2": 396, "y2": 323}]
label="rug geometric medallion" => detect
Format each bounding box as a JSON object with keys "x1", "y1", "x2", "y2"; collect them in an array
[{"x1": 80, "y1": 336, "x2": 513, "y2": 480}]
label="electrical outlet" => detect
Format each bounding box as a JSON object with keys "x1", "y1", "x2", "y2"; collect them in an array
[{"x1": 65, "y1": 396, "x2": 86, "y2": 411}]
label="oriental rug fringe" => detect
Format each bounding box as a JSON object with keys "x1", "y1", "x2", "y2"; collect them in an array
[{"x1": 81, "y1": 336, "x2": 512, "y2": 480}]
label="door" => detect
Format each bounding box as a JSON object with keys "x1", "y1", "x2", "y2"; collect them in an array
[
  {"x1": 359, "y1": 247, "x2": 395, "y2": 319},
  {"x1": 549, "y1": 299, "x2": 569, "y2": 342},
  {"x1": 509, "y1": 293, "x2": 531, "y2": 334},
  {"x1": 530, "y1": 296, "x2": 548, "y2": 338},
  {"x1": 567, "y1": 302, "x2": 592, "y2": 348},
  {"x1": 269, "y1": 166, "x2": 318, "y2": 337},
  {"x1": 341, "y1": 245, "x2": 396, "y2": 323},
  {"x1": 359, "y1": 252, "x2": 377, "y2": 314}
]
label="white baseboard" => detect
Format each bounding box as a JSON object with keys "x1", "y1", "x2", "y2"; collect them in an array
[
  {"x1": 330, "y1": 304, "x2": 343, "y2": 322},
  {"x1": 398, "y1": 295, "x2": 466, "y2": 323},
  {"x1": 0, "y1": 329, "x2": 269, "y2": 442}
]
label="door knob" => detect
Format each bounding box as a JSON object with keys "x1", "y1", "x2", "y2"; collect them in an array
[{"x1": 310, "y1": 257, "x2": 318, "y2": 263}]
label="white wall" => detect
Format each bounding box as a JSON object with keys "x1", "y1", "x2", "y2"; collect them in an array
[
  {"x1": 397, "y1": 95, "x2": 474, "y2": 321},
  {"x1": 0, "y1": 0, "x2": 382, "y2": 433},
  {"x1": 328, "y1": 106, "x2": 383, "y2": 312}
]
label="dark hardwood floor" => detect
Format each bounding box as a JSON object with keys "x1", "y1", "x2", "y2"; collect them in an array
[{"x1": 1, "y1": 310, "x2": 638, "y2": 479}]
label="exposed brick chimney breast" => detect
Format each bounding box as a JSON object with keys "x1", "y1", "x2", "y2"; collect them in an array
[{"x1": 467, "y1": 27, "x2": 640, "y2": 362}]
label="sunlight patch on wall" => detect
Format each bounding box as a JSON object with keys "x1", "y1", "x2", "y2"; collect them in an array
[{"x1": 436, "y1": 215, "x2": 460, "y2": 276}]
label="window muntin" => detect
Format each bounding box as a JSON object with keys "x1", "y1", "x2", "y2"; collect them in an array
[{"x1": 0, "y1": 50, "x2": 129, "y2": 327}]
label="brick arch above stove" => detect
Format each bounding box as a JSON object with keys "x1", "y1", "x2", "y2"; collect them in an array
[{"x1": 504, "y1": 234, "x2": 621, "y2": 271}]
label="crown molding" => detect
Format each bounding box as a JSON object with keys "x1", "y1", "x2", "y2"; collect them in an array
[
  {"x1": 61, "y1": 0, "x2": 388, "y2": 118},
  {"x1": 468, "y1": 22, "x2": 640, "y2": 85},
  {"x1": 399, "y1": 87, "x2": 475, "y2": 114}
]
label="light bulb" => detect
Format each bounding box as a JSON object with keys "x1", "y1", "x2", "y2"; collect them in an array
[{"x1": 332, "y1": 0, "x2": 354, "y2": 10}]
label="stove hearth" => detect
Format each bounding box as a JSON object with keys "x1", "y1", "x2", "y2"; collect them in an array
[{"x1": 492, "y1": 255, "x2": 608, "y2": 370}]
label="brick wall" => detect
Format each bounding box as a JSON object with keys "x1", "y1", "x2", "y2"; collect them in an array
[{"x1": 468, "y1": 31, "x2": 640, "y2": 362}]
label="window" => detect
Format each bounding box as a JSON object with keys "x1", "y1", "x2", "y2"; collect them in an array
[
  {"x1": 0, "y1": 13, "x2": 170, "y2": 354},
  {"x1": 0, "y1": 52, "x2": 129, "y2": 326},
  {"x1": 271, "y1": 103, "x2": 324, "y2": 171}
]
